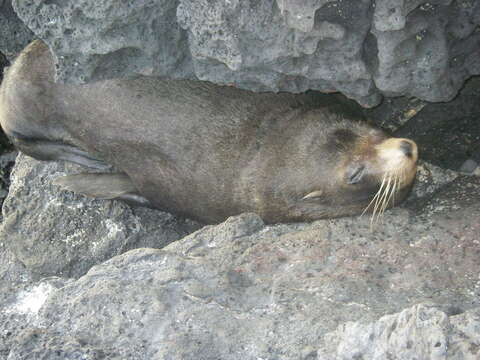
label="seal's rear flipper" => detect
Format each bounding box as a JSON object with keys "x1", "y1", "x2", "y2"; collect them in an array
[{"x1": 53, "y1": 173, "x2": 152, "y2": 208}]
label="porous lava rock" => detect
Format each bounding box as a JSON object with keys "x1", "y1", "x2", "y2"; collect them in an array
[{"x1": 9, "y1": 0, "x2": 480, "y2": 107}]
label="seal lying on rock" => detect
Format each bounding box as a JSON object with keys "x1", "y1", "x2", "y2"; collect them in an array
[{"x1": 0, "y1": 41, "x2": 418, "y2": 224}]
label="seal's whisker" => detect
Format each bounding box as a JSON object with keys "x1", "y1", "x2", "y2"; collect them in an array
[
  {"x1": 371, "y1": 175, "x2": 391, "y2": 227},
  {"x1": 362, "y1": 174, "x2": 386, "y2": 217},
  {"x1": 398, "y1": 168, "x2": 407, "y2": 188},
  {"x1": 381, "y1": 175, "x2": 394, "y2": 217},
  {"x1": 384, "y1": 175, "x2": 396, "y2": 211},
  {"x1": 371, "y1": 170, "x2": 404, "y2": 229},
  {"x1": 377, "y1": 175, "x2": 391, "y2": 213},
  {"x1": 391, "y1": 175, "x2": 398, "y2": 207},
  {"x1": 377, "y1": 175, "x2": 393, "y2": 223},
  {"x1": 388, "y1": 172, "x2": 401, "y2": 210},
  {"x1": 390, "y1": 176, "x2": 396, "y2": 208},
  {"x1": 373, "y1": 179, "x2": 385, "y2": 223},
  {"x1": 369, "y1": 188, "x2": 383, "y2": 228}
]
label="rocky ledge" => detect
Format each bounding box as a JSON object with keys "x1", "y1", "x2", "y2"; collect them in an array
[{"x1": 1, "y1": 153, "x2": 479, "y2": 359}]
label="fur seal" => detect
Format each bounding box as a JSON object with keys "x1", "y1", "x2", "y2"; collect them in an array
[{"x1": 0, "y1": 41, "x2": 418, "y2": 224}]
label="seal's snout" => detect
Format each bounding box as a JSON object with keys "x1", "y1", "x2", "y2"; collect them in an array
[
  {"x1": 375, "y1": 138, "x2": 418, "y2": 165},
  {"x1": 398, "y1": 139, "x2": 418, "y2": 162},
  {"x1": 373, "y1": 137, "x2": 418, "y2": 190},
  {"x1": 400, "y1": 140, "x2": 413, "y2": 158}
]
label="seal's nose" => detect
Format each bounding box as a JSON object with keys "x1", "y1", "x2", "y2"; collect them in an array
[
  {"x1": 399, "y1": 140, "x2": 413, "y2": 158},
  {"x1": 375, "y1": 137, "x2": 418, "y2": 165}
]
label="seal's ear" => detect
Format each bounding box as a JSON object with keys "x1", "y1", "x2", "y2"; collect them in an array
[{"x1": 302, "y1": 190, "x2": 324, "y2": 200}]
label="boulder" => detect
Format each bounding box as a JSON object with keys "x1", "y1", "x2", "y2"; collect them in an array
[
  {"x1": 3, "y1": 202, "x2": 480, "y2": 358},
  {"x1": 0, "y1": 0, "x2": 34, "y2": 61},
  {"x1": 1, "y1": 154, "x2": 479, "y2": 358},
  {"x1": 9, "y1": 0, "x2": 480, "y2": 106},
  {"x1": 1, "y1": 154, "x2": 201, "y2": 278}
]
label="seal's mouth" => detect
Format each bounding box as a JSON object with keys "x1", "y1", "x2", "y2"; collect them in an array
[
  {"x1": 362, "y1": 137, "x2": 418, "y2": 224},
  {"x1": 374, "y1": 138, "x2": 418, "y2": 180}
]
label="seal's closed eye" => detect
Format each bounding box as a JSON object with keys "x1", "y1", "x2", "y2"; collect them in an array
[{"x1": 346, "y1": 164, "x2": 365, "y2": 184}]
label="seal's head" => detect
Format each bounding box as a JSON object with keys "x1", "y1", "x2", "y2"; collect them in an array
[{"x1": 269, "y1": 118, "x2": 419, "y2": 223}]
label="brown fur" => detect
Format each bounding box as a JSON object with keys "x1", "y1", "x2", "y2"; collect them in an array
[{"x1": 0, "y1": 41, "x2": 418, "y2": 223}]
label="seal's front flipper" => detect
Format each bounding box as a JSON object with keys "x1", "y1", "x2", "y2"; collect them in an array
[
  {"x1": 8, "y1": 131, "x2": 111, "y2": 170},
  {"x1": 53, "y1": 173, "x2": 152, "y2": 208}
]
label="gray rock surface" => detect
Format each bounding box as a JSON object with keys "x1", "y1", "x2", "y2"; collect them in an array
[
  {"x1": 392, "y1": 76, "x2": 480, "y2": 171},
  {"x1": 1, "y1": 153, "x2": 201, "y2": 278},
  {"x1": 11, "y1": 0, "x2": 193, "y2": 83},
  {"x1": 318, "y1": 304, "x2": 480, "y2": 359},
  {"x1": 0, "y1": 50, "x2": 8, "y2": 83},
  {"x1": 0, "y1": 274, "x2": 73, "y2": 359},
  {"x1": 460, "y1": 159, "x2": 478, "y2": 173},
  {"x1": 0, "y1": 0, "x2": 34, "y2": 61},
  {"x1": 3, "y1": 203, "x2": 480, "y2": 359},
  {"x1": 1, "y1": 153, "x2": 479, "y2": 358},
  {"x1": 9, "y1": 0, "x2": 480, "y2": 107},
  {"x1": 0, "y1": 151, "x2": 16, "y2": 213},
  {"x1": 0, "y1": 243, "x2": 33, "y2": 359}
]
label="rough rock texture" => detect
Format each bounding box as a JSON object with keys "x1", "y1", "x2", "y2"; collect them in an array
[
  {"x1": 0, "y1": 152, "x2": 16, "y2": 211},
  {"x1": 364, "y1": 76, "x2": 480, "y2": 172},
  {"x1": 0, "y1": 274, "x2": 71, "y2": 359},
  {"x1": 1, "y1": 154, "x2": 201, "y2": 278},
  {"x1": 394, "y1": 76, "x2": 480, "y2": 171},
  {"x1": 3, "y1": 201, "x2": 480, "y2": 359},
  {"x1": 0, "y1": 49, "x2": 9, "y2": 83},
  {"x1": 1, "y1": 151, "x2": 480, "y2": 358},
  {"x1": 9, "y1": 0, "x2": 480, "y2": 106},
  {"x1": 11, "y1": 0, "x2": 193, "y2": 83},
  {"x1": 318, "y1": 304, "x2": 480, "y2": 359},
  {"x1": 0, "y1": 0, "x2": 34, "y2": 61},
  {"x1": 0, "y1": 244, "x2": 36, "y2": 359}
]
